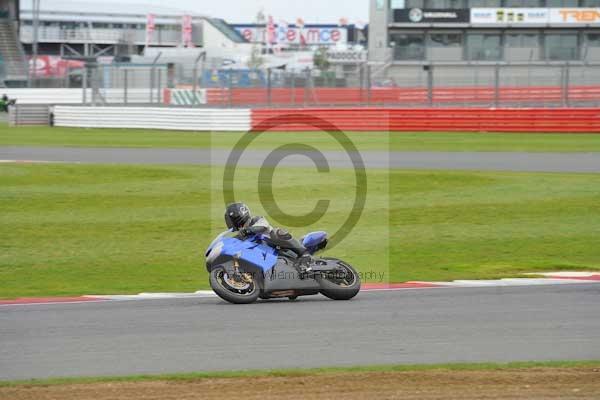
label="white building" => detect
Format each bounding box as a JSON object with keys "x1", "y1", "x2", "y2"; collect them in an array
[{"x1": 19, "y1": 9, "x2": 252, "y2": 59}]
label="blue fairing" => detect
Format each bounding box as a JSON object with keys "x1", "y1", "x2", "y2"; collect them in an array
[
  {"x1": 302, "y1": 231, "x2": 327, "y2": 251},
  {"x1": 206, "y1": 231, "x2": 278, "y2": 272},
  {"x1": 206, "y1": 229, "x2": 233, "y2": 256}
]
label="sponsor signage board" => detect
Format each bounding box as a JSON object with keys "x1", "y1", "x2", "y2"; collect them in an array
[
  {"x1": 146, "y1": 14, "x2": 155, "y2": 46},
  {"x1": 182, "y1": 15, "x2": 193, "y2": 47},
  {"x1": 326, "y1": 50, "x2": 367, "y2": 63},
  {"x1": 393, "y1": 8, "x2": 470, "y2": 23},
  {"x1": 471, "y1": 8, "x2": 548, "y2": 24},
  {"x1": 471, "y1": 8, "x2": 600, "y2": 25},
  {"x1": 550, "y1": 8, "x2": 600, "y2": 24},
  {"x1": 235, "y1": 26, "x2": 348, "y2": 45}
]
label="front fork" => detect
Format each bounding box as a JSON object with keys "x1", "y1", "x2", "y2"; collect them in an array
[{"x1": 231, "y1": 253, "x2": 254, "y2": 284}]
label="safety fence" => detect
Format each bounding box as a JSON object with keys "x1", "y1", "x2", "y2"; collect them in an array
[
  {"x1": 73, "y1": 61, "x2": 600, "y2": 108},
  {"x1": 52, "y1": 106, "x2": 251, "y2": 131},
  {"x1": 160, "y1": 85, "x2": 600, "y2": 108},
  {"x1": 5, "y1": 86, "x2": 600, "y2": 109},
  {"x1": 198, "y1": 85, "x2": 600, "y2": 108},
  {"x1": 252, "y1": 108, "x2": 600, "y2": 133}
]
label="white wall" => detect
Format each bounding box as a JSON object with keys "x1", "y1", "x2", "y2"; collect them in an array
[
  {"x1": 2, "y1": 89, "x2": 160, "y2": 104},
  {"x1": 52, "y1": 106, "x2": 251, "y2": 131}
]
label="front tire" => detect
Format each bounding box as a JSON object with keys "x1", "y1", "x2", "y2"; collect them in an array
[
  {"x1": 210, "y1": 267, "x2": 260, "y2": 304},
  {"x1": 317, "y1": 258, "x2": 361, "y2": 301}
]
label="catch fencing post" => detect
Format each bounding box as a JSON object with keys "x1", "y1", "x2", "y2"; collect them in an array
[
  {"x1": 157, "y1": 69, "x2": 162, "y2": 104},
  {"x1": 366, "y1": 64, "x2": 372, "y2": 106},
  {"x1": 291, "y1": 70, "x2": 296, "y2": 107},
  {"x1": 228, "y1": 71, "x2": 233, "y2": 107},
  {"x1": 358, "y1": 63, "x2": 364, "y2": 105},
  {"x1": 123, "y1": 69, "x2": 128, "y2": 105},
  {"x1": 150, "y1": 52, "x2": 162, "y2": 104},
  {"x1": 560, "y1": 64, "x2": 568, "y2": 107},
  {"x1": 267, "y1": 68, "x2": 272, "y2": 106},
  {"x1": 303, "y1": 68, "x2": 308, "y2": 107},
  {"x1": 192, "y1": 52, "x2": 206, "y2": 106},
  {"x1": 564, "y1": 63, "x2": 570, "y2": 107},
  {"x1": 82, "y1": 63, "x2": 88, "y2": 104},
  {"x1": 426, "y1": 64, "x2": 433, "y2": 107},
  {"x1": 494, "y1": 64, "x2": 500, "y2": 108},
  {"x1": 90, "y1": 64, "x2": 96, "y2": 105},
  {"x1": 149, "y1": 69, "x2": 154, "y2": 103}
]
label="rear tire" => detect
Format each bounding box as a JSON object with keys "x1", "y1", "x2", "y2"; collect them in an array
[
  {"x1": 209, "y1": 267, "x2": 260, "y2": 304},
  {"x1": 317, "y1": 258, "x2": 361, "y2": 301}
]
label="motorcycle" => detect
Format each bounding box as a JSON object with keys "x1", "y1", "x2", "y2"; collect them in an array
[{"x1": 205, "y1": 229, "x2": 361, "y2": 304}]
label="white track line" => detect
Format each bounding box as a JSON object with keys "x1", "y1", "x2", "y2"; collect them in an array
[
  {"x1": 0, "y1": 300, "x2": 110, "y2": 308},
  {"x1": 2, "y1": 274, "x2": 598, "y2": 307},
  {"x1": 534, "y1": 271, "x2": 600, "y2": 278},
  {"x1": 90, "y1": 291, "x2": 217, "y2": 301},
  {"x1": 0, "y1": 160, "x2": 57, "y2": 164},
  {"x1": 91, "y1": 275, "x2": 600, "y2": 302}
]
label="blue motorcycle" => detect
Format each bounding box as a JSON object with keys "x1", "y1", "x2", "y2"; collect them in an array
[{"x1": 205, "y1": 229, "x2": 361, "y2": 304}]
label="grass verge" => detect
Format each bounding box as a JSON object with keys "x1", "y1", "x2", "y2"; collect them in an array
[
  {"x1": 3, "y1": 124, "x2": 600, "y2": 152},
  {"x1": 1, "y1": 163, "x2": 600, "y2": 298},
  {"x1": 2, "y1": 360, "x2": 599, "y2": 387}
]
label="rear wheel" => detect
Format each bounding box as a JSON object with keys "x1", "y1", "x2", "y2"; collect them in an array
[
  {"x1": 317, "y1": 258, "x2": 361, "y2": 301},
  {"x1": 210, "y1": 266, "x2": 260, "y2": 304}
]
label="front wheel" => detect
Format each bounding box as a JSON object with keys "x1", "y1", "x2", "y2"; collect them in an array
[
  {"x1": 317, "y1": 258, "x2": 361, "y2": 301},
  {"x1": 209, "y1": 266, "x2": 260, "y2": 304}
]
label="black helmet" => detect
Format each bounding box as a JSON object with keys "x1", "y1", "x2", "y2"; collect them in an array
[{"x1": 225, "y1": 203, "x2": 251, "y2": 231}]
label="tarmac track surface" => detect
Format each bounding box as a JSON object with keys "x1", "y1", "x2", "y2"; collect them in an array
[
  {"x1": 1, "y1": 284, "x2": 600, "y2": 381},
  {"x1": 1, "y1": 147, "x2": 600, "y2": 172}
]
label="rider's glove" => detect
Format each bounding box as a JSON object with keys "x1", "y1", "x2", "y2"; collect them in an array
[{"x1": 239, "y1": 228, "x2": 250, "y2": 237}]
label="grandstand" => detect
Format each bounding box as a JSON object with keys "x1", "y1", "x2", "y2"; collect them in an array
[{"x1": 18, "y1": 10, "x2": 249, "y2": 58}]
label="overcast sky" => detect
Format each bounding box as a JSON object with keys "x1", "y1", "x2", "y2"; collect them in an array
[{"x1": 21, "y1": 0, "x2": 369, "y2": 24}]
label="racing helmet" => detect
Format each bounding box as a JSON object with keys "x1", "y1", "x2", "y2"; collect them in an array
[{"x1": 225, "y1": 203, "x2": 251, "y2": 231}]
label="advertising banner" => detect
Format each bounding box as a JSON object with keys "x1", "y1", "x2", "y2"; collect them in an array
[
  {"x1": 146, "y1": 14, "x2": 155, "y2": 46},
  {"x1": 550, "y1": 8, "x2": 600, "y2": 24},
  {"x1": 472, "y1": 8, "x2": 600, "y2": 25},
  {"x1": 235, "y1": 26, "x2": 348, "y2": 45},
  {"x1": 182, "y1": 15, "x2": 193, "y2": 47},
  {"x1": 393, "y1": 8, "x2": 470, "y2": 23},
  {"x1": 29, "y1": 56, "x2": 85, "y2": 78},
  {"x1": 471, "y1": 8, "x2": 548, "y2": 24},
  {"x1": 267, "y1": 15, "x2": 277, "y2": 46},
  {"x1": 326, "y1": 50, "x2": 367, "y2": 63}
]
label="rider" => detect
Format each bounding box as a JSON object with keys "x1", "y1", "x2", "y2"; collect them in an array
[{"x1": 224, "y1": 202, "x2": 311, "y2": 270}]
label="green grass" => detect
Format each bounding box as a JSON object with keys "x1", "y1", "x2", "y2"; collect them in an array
[
  {"x1": 1, "y1": 163, "x2": 600, "y2": 298},
  {"x1": 3, "y1": 123, "x2": 600, "y2": 152},
  {"x1": 1, "y1": 360, "x2": 599, "y2": 387}
]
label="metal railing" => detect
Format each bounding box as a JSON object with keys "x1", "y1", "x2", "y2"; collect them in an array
[
  {"x1": 20, "y1": 60, "x2": 600, "y2": 108},
  {"x1": 20, "y1": 25, "x2": 182, "y2": 46}
]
